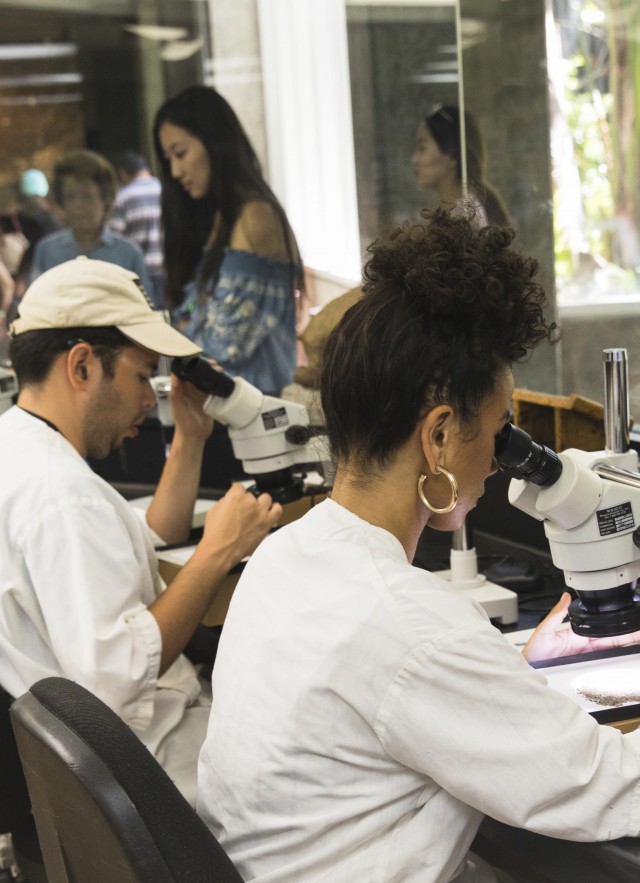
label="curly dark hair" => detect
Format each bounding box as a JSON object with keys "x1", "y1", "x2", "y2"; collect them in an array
[{"x1": 321, "y1": 208, "x2": 557, "y2": 470}]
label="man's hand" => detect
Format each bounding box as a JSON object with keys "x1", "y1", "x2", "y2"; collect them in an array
[
  {"x1": 150, "y1": 485, "x2": 282, "y2": 674},
  {"x1": 195, "y1": 484, "x2": 283, "y2": 572},
  {"x1": 169, "y1": 373, "x2": 214, "y2": 442},
  {"x1": 523, "y1": 591, "x2": 640, "y2": 663},
  {"x1": 146, "y1": 374, "x2": 213, "y2": 544}
]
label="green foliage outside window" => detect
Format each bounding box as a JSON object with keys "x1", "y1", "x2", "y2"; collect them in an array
[{"x1": 552, "y1": 1, "x2": 640, "y2": 294}]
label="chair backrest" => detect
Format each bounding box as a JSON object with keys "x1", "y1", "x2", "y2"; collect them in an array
[
  {"x1": 10, "y1": 677, "x2": 244, "y2": 883},
  {"x1": 0, "y1": 683, "x2": 31, "y2": 833},
  {"x1": 0, "y1": 684, "x2": 47, "y2": 882}
]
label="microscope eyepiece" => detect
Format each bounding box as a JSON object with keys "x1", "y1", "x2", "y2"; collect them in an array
[
  {"x1": 171, "y1": 356, "x2": 235, "y2": 399},
  {"x1": 494, "y1": 423, "x2": 563, "y2": 487}
]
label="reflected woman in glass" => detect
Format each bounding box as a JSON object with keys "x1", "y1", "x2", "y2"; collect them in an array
[
  {"x1": 153, "y1": 86, "x2": 303, "y2": 395},
  {"x1": 412, "y1": 103, "x2": 512, "y2": 227}
]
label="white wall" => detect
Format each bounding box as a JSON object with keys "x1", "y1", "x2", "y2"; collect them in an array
[{"x1": 256, "y1": 0, "x2": 362, "y2": 285}]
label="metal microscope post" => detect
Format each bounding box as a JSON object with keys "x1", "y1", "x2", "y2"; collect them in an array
[{"x1": 603, "y1": 347, "x2": 630, "y2": 455}]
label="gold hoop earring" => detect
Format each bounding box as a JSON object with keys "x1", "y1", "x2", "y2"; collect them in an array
[{"x1": 417, "y1": 467, "x2": 458, "y2": 514}]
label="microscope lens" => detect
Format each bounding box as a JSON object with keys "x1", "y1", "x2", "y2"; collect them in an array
[{"x1": 569, "y1": 585, "x2": 640, "y2": 637}]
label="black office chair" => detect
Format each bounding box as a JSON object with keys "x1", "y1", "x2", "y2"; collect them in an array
[
  {"x1": 0, "y1": 684, "x2": 46, "y2": 882},
  {"x1": 10, "y1": 677, "x2": 243, "y2": 882}
]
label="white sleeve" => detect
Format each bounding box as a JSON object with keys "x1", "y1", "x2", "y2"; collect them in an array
[
  {"x1": 375, "y1": 621, "x2": 640, "y2": 841},
  {"x1": 129, "y1": 502, "x2": 169, "y2": 548},
  {"x1": 23, "y1": 495, "x2": 163, "y2": 730}
]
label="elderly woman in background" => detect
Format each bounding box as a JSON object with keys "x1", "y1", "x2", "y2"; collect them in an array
[
  {"x1": 196, "y1": 208, "x2": 640, "y2": 882},
  {"x1": 29, "y1": 150, "x2": 151, "y2": 293}
]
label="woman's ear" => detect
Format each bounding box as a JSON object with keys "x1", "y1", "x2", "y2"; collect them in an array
[{"x1": 419, "y1": 405, "x2": 454, "y2": 473}]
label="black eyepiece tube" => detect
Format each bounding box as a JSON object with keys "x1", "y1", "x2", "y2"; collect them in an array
[
  {"x1": 494, "y1": 423, "x2": 563, "y2": 487},
  {"x1": 170, "y1": 356, "x2": 236, "y2": 399}
]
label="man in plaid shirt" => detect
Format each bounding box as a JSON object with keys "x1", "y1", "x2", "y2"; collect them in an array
[{"x1": 109, "y1": 151, "x2": 164, "y2": 307}]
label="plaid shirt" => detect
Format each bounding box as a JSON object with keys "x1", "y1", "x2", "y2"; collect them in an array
[{"x1": 108, "y1": 175, "x2": 163, "y2": 274}]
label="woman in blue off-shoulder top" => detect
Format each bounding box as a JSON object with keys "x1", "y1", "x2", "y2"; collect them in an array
[{"x1": 153, "y1": 86, "x2": 303, "y2": 395}]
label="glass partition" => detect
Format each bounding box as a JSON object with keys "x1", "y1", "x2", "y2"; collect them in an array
[
  {"x1": 348, "y1": 0, "x2": 640, "y2": 414},
  {"x1": 456, "y1": 0, "x2": 557, "y2": 396},
  {"x1": 0, "y1": 0, "x2": 212, "y2": 360},
  {"x1": 346, "y1": 1, "x2": 460, "y2": 254},
  {"x1": 345, "y1": 0, "x2": 558, "y2": 397},
  {"x1": 546, "y1": 0, "x2": 640, "y2": 415},
  {"x1": 0, "y1": 0, "x2": 209, "y2": 190},
  {"x1": 458, "y1": 0, "x2": 640, "y2": 415},
  {"x1": 3, "y1": 0, "x2": 640, "y2": 416}
]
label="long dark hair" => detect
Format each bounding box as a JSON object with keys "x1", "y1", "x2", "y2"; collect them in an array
[
  {"x1": 153, "y1": 85, "x2": 299, "y2": 308},
  {"x1": 424, "y1": 104, "x2": 512, "y2": 228}
]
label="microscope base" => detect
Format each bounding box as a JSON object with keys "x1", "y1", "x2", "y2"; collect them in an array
[{"x1": 435, "y1": 571, "x2": 519, "y2": 625}]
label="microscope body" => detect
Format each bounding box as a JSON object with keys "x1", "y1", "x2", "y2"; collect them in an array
[
  {"x1": 201, "y1": 377, "x2": 327, "y2": 499},
  {"x1": 507, "y1": 446, "x2": 640, "y2": 636},
  {"x1": 158, "y1": 358, "x2": 330, "y2": 503}
]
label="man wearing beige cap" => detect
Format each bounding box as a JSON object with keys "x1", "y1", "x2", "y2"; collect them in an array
[{"x1": 0, "y1": 257, "x2": 282, "y2": 805}]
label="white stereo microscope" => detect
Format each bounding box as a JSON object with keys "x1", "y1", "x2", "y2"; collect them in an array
[
  {"x1": 496, "y1": 348, "x2": 640, "y2": 638},
  {"x1": 167, "y1": 356, "x2": 331, "y2": 504}
]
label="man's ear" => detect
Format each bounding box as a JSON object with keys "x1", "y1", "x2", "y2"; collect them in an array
[
  {"x1": 66, "y1": 342, "x2": 93, "y2": 390},
  {"x1": 419, "y1": 404, "x2": 454, "y2": 473}
]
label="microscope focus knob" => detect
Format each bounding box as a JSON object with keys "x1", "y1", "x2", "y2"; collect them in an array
[{"x1": 285, "y1": 425, "x2": 313, "y2": 446}]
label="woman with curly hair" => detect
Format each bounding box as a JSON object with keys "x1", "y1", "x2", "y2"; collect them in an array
[
  {"x1": 153, "y1": 85, "x2": 302, "y2": 395},
  {"x1": 198, "y1": 210, "x2": 640, "y2": 882}
]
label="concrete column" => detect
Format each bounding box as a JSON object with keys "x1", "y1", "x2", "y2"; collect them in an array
[{"x1": 205, "y1": 0, "x2": 268, "y2": 172}]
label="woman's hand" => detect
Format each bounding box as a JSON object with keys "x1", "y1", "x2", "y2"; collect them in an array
[{"x1": 522, "y1": 591, "x2": 640, "y2": 663}]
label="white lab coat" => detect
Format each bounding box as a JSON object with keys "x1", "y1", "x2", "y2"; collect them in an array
[
  {"x1": 198, "y1": 498, "x2": 640, "y2": 882},
  {"x1": 0, "y1": 406, "x2": 208, "y2": 804}
]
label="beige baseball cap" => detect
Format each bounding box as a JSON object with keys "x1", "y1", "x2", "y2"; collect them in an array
[{"x1": 9, "y1": 257, "x2": 201, "y2": 358}]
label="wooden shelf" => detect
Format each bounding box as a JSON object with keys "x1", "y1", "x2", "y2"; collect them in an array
[{"x1": 512, "y1": 389, "x2": 605, "y2": 452}]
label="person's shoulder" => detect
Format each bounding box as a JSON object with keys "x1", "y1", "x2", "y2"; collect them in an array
[
  {"x1": 121, "y1": 175, "x2": 161, "y2": 196},
  {"x1": 237, "y1": 199, "x2": 279, "y2": 227},
  {"x1": 104, "y1": 229, "x2": 143, "y2": 253},
  {"x1": 38, "y1": 227, "x2": 68, "y2": 247},
  {"x1": 230, "y1": 200, "x2": 295, "y2": 261},
  {"x1": 141, "y1": 174, "x2": 161, "y2": 192},
  {"x1": 32, "y1": 228, "x2": 69, "y2": 263}
]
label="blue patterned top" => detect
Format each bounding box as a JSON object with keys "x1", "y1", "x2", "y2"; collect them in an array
[{"x1": 176, "y1": 248, "x2": 299, "y2": 394}]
